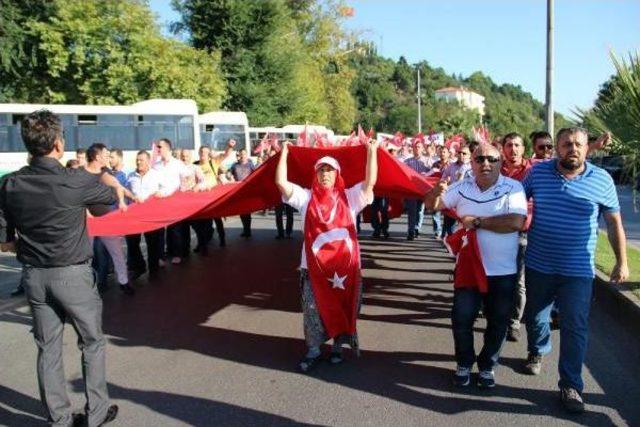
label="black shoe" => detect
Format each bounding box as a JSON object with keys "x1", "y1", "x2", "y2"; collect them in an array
[
  {"x1": 382, "y1": 231, "x2": 389, "y2": 239},
  {"x1": 560, "y1": 387, "x2": 585, "y2": 413},
  {"x1": 453, "y1": 366, "x2": 471, "y2": 387},
  {"x1": 477, "y1": 370, "x2": 496, "y2": 389},
  {"x1": 372, "y1": 231, "x2": 381, "y2": 238},
  {"x1": 219, "y1": 236, "x2": 226, "y2": 247},
  {"x1": 299, "y1": 355, "x2": 322, "y2": 373},
  {"x1": 98, "y1": 405, "x2": 119, "y2": 426},
  {"x1": 193, "y1": 246, "x2": 200, "y2": 253},
  {"x1": 329, "y1": 351, "x2": 343, "y2": 365},
  {"x1": 275, "y1": 234, "x2": 284, "y2": 240},
  {"x1": 119, "y1": 283, "x2": 135, "y2": 295},
  {"x1": 72, "y1": 412, "x2": 85, "y2": 427},
  {"x1": 10, "y1": 285, "x2": 25, "y2": 297},
  {"x1": 415, "y1": 230, "x2": 420, "y2": 237},
  {"x1": 129, "y1": 267, "x2": 147, "y2": 281},
  {"x1": 507, "y1": 327, "x2": 521, "y2": 342},
  {"x1": 407, "y1": 235, "x2": 414, "y2": 241},
  {"x1": 286, "y1": 233, "x2": 292, "y2": 239},
  {"x1": 524, "y1": 353, "x2": 543, "y2": 375}
]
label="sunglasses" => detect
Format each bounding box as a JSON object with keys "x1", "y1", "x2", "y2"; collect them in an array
[
  {"x1": 475, "y1": 155, "x2": 500, "y2": 164},
  {"x1": 536, "y1": 144, "x2": 553, "y2": 150}
]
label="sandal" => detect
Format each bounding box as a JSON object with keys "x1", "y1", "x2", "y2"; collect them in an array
[
  {"x1": 299, "y1": 355, "x2": 322, "y2": 373},
  {"x1": 329, "y1": 351, "x2": 343, "y2": 365}
]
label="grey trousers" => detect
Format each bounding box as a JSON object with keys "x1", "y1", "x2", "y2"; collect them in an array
[
  {"x1": 22, "y1": 263, "x2": 109, "y2": 427},
  {"x1": 510, "y1": 233, "x2": 528, "y2": 330}
]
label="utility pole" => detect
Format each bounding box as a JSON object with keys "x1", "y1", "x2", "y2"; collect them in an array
[
  {"x1": 417, "y1": 67, "x2": 422, "y2": 133},
  {"x1": 545, "y1": 0, "x2": 554, "y2": 136}
]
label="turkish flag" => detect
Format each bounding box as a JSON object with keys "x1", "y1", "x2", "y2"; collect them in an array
[
  {"x1": 444, "y1": 228, "x2": 488, "y2": 293},
  {"x1": 304, "y1": 175, "x2": 360, "y2": 338},
  {"x1": 88, "y1": 146, "x2": 439, "y2": 236}
]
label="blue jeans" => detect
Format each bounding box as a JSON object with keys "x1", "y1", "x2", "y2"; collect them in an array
[
  {"x1": 452, "y1": 274, "x2": 517, "y2": 371},
  {"x1": 417, "y1": 203, "x2": 425, "y2": 230},
  {"x1": 405, "y1": 199, "x2": 422, "y2": 237},
  {"x1": 431, "y1": 211, "x2": 442, "y2": 236},
  {"x1": 525, "y1": 267, "x2": 593, "y2": 392}
]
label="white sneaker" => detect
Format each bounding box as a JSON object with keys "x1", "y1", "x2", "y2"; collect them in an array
[
  {"x1": 158, "y1": 259, "x2": 166, "y2": 267},
  {"x1": 453, "y1": 366, "x2": 471, "y2": 387},
  {"x1": 171, "y1": 257, "x2": 182, "y2": 265}
]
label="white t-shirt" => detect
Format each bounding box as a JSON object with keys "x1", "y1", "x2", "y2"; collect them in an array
[
  {"x1": 284, "y1": 182, "x2": 373, "y2": 269},
  {"x1": 153, "y1": 157, "x2": 189, "y2": 197},
  {"x1": 441, "y1": 175, "x2": 527, "y2": 276}
]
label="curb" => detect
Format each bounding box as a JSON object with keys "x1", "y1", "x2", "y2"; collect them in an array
[{"x1": 593, "y1": 269, "x2": 640, "y2": 325}]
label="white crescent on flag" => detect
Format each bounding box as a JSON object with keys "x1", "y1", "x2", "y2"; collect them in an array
[{"x1": 311, "y1": 228, "x2": 354, "y2": 257}]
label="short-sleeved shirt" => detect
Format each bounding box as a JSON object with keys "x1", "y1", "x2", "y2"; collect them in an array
[
  {"x1": 283, "y1": 182, "x2": 373, "y2": 269},
  {"x1": 127, "y1": 169, "x2": 161, "y2": 202},
  {"x1": 230, "y1": 161, "x2": 255, "y2": 182},
  {"x1": 153, "y1": 157, "x2": 189, "y2": 197},
  {"x1": 441, "y1": 175, "x2": 528, "y2": 276},
  {"x1": 522, "y1": 160, "x2": 620, "y2": 277},
  {"x1": 442, "y1": 161, "x2": 472, "y2": 183},
  {"x1": 404, "y1": 156, "x2": 431, "y2": 174}
]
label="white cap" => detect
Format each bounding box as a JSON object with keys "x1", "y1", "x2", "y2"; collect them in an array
[{"x1": 314, "y1": 156, "x2": 341, "y2": 172}]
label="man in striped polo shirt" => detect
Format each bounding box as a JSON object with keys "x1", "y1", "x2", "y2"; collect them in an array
[{"x1": 521, "y1": 127, "x2": 628, "y2": 413}]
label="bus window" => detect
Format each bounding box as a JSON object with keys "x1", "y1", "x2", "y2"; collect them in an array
[{"x1": 200, "y1": 124, "x2": 246, "y2": 151}]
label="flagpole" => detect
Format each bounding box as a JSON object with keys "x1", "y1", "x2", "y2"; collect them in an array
[
  {"x1": 417, "y1": 67, "x2": 422, "y2": 133},
  {"x1": 545, "y1": 0, "x2": 554, "y2": 136}
]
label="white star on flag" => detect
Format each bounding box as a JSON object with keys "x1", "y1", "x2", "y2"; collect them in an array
[{"x1": 329, "y1": 272, "x2": 347, "y2": 290}]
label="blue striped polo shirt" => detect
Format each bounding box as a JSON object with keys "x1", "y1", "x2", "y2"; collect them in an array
[{"x1": 522, "y1": 160, "x2": 619, "y2": 277}]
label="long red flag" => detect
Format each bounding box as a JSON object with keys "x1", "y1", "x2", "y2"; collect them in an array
[{"x1": 88, "y1": 146, "x2": 439, "y2": 236}]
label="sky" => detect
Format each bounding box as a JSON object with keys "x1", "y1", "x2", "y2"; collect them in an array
[{"x1": 149, "y1": 0, "x2": 640, "y2": 118}]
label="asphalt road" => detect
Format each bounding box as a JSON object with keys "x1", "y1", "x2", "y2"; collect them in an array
[{"x1": 1, "y1": 213, "x2": 639, "y2": 426}]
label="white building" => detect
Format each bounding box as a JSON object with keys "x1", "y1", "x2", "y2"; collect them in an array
[{"x1": 434, "y1": 86, "x2": 485, "y2": 116}]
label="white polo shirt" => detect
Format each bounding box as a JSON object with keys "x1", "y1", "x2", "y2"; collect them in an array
[
  {"x1": 441, "y1": 175, "x2": 527, "y2": 276},
  {"x1": 284, "y1": 182, "x2": 372, "y2": 269}
]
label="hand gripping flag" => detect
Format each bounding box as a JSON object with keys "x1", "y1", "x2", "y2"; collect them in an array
[{"x1": 443, "y1": 228, "x2": 488, "y2": 293}]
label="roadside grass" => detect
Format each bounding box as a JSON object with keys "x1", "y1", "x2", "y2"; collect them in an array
[{"x1": 595, "y1": 231, "x2": 640, "y2": 300}]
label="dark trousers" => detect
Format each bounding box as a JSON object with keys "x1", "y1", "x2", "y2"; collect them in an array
[
  {"x1": 92, "y1": 238, "x2": 110, "y2": 289},
  {"x1": 275, "y1": 204, "x2": 294, "y2": 237},
  {"x1": 193, "y1": 219, "x2": 213, "y2": 250},
  {"x1": 125, "y1": 229, "x2": 162, "y2": 274},
  {"x1": 405, "y1": 199, "x2": 422, "y2": 237},
  {"x1": 167, "y1": 222, "x2": 187, "y2": 258},
  {"x1": 371, "y1": 196, "x2": 389, "y2": 234},
  {"x1": 240, "y1": 214, "x2": 252, "y2": 236},
  {"x1": 442, "y1": 214, "x2": 456, "y2": 238},
  {"x1": 22, "y1": 263, "x2": 109, "y2": 426},
  {"x1": 452, "y1": 274, "x2": 517, "y2": 371}
]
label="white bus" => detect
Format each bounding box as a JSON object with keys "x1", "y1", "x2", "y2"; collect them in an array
[
  {"x1": 199, "y1": 111, "x2": 249, "y2": 153},
  {"x1": 0, "y1": 99, "x2": 201, "y2": 175}
]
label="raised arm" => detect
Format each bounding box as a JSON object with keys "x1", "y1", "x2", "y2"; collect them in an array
[
  {"x1": 424, "y1": 177, "x2": 450, "y2": 211},
  {"x1": 363, "y1": 138, "x2": 379, "y2": 199},
  {"x1": 275, "y1": 141, "x2": 294, "y2": 200},
  {"x1": 603, "y1": 211, "x2": 629, "y2": 283}
]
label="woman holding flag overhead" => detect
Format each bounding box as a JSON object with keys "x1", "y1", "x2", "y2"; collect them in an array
[{"x1": 275, "y1": 138, "x2": 378, "y2": 372}]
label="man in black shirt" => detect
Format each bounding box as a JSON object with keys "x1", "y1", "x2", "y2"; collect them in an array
[{"x1": 0, "y1": 110, "x2": 119, "y2": 426}]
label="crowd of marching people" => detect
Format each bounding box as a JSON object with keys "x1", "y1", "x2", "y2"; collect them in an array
[{"x1": 0, "y1": 109, "x2": 630, "y2": 425}]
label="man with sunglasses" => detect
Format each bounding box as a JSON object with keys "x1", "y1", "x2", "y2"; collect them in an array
[
  {"x1": 531, "y1": 131, "x2": 554, "y2": 161},
  {"x1": 522, "y1": 127, "x2": 628, "y2": 413},
  {"x1": 425, "y1": 143, "x2": 527, "y2": 389}
]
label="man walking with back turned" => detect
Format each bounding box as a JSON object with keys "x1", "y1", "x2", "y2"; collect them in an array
[{"x1": 0, "y1": 110, "x2": 119, "y2": 426}]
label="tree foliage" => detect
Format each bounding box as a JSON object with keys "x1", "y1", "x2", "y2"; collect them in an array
[{"x1": 0, "y1": 0, "x2": 226, "y2": 111}]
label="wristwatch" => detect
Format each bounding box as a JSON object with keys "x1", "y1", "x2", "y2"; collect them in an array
[{"x1": 472, "y1": 217, "x2": 482, "y2": 229}]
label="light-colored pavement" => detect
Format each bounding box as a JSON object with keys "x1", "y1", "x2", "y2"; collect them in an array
[{"x1": 1, "y1": 214, "x2": 639, "y2": 426}]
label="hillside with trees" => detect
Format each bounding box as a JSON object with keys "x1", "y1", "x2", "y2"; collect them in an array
[{"x1": 1, "y1": 0, "x2": 571, "y2": 138}]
